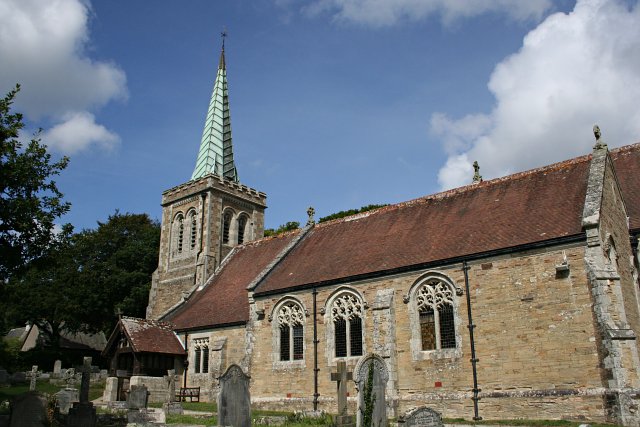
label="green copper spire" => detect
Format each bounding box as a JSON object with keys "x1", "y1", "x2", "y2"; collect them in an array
[{"x1": 191, "y1": 38, "x2": 238, "y2": 182}]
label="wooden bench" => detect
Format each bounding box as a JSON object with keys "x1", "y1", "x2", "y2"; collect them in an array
[{"x1": 176, "y1": 386, "x2": 200, "y2": 402}]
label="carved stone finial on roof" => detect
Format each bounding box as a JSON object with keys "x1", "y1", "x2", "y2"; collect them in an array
[
  {"x1": 306, "y1": 206, "x2": 316, "y2": 226},
  {"x1": 472, "y1": 161, "x2": 483, "y2": 184},
  {"x1": 593, "y1": 124, "x2": 607, "y2": 150}
]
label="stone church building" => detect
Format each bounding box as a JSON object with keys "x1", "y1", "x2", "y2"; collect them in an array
[{"x1": 116, "y1": 46, "x2": 640, "y2": 424}]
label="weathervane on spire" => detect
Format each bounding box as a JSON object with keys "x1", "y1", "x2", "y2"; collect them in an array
[{"x1": 221, "y1": 27, "x2": 228, "y2": 49}]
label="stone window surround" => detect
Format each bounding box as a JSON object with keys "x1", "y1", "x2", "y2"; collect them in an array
[
  {"x1": 170, "y1": 208, "x2": 199, "y2": 259},
  {"x1": 269, "y1": 296, "x2": 309, "y2": 370},
  {"x1": 191, "y1": 337, "x2": 210, "y2": 375},
  {"x1": 221, "y1": 207, "x2": 251, "y2": 247},
  {"x1": 322, "y1": 287, "x2": 367, "y2": 365},
  {"x1": 405, "y1": 271, "x2": 463, "y2": 361}
]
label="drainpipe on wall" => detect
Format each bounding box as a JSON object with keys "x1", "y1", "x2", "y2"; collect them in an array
[
  {"x1": 463, "y1": 261, "x2": 481, "y2": 421},
  {"x1": 313, "y1": 287, "x2": 319, "y2": 411}
]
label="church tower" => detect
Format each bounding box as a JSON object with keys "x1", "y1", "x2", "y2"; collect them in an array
[{"x1": 147, "y1": 41, "x2": 267, "y2": 319}]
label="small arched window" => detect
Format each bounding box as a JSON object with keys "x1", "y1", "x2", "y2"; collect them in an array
[
  {"x1": 331, "y1": 292, "x2": 364, "y2": 358},
  {"x1": 189, "y1": 210, "x2": 197, "y2": 250},
  {"x1": 237, "y1": 216, "x2": 247, "y2": 245},
  {"x1": 277, "y1": 302, "x2": 305, "y2": 361},
  {"x1": 222, "y1": 211, "x2": 232, "y2": 244},
  {"x1": 417, "y1": 280, "x2": 456, "y2": 350},
  {"x1": 174, "y1": 213, "x2": 184, "y2": 254}
]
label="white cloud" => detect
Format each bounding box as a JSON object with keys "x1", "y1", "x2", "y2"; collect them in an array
[
  {"x1": 433, "y1": 0, "x2": 640, "y2": 189},
  {"x1": 42, "y1": 112, "x2": 120, "y2": 154},
  {"x1": 0, "y1": 0, "x2": 127, "y2": 154},
  {"x1": 299, "y1": 0, "x2": 552, "y2": 26}
]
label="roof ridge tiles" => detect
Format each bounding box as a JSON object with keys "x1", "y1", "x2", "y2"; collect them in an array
[
  {"x1": 121, "y1": 316, "x2": 175, "y2": 331},
  {"x1": 315, "y1": 150, "x2": 595, "y2": 229}
]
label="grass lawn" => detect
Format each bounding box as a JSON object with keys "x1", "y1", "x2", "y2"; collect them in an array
[{"x1": 0, "y1": 379, "x2": 105, "y2": 405}]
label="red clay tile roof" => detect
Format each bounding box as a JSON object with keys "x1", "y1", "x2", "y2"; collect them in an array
[
  {"x1": 120, "y1": 317, "x2": 185, "y2": 355},
  {"x1": 254, "y1": 154, "x2": 594, "y2": 295},
  {"x1": 166, "y1": 231, "x2": 301, "y2": 330},
  {"x1": 611, "y1": 143, "x2": 640, "y2": 232}
]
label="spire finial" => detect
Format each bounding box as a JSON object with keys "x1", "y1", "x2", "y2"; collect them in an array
[
  {"x1": 472, "y1": 161, "x2": 483, "y2": 184},
  {"x1": 593, "y1": 124, "x2": 607, "y2": 150},
  {"x1": 221, "y1": 27, "x2": 227, "y2": 49},
  {"x1": 306, "y1": 206, "x2": 316, "y2": 226}
]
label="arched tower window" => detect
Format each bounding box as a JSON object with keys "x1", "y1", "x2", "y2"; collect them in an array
[
  {"x1": 222, "y1": 211, "x2": 232, "y2": 244},
  {"x1": 416, "y1": 280, "x2": 456, "y2": 350},
  {"x1": 173, "y1": 213, "x2": 185, "y2": 255},
  {"x1": 331, "y1": 292, "x2": 364, "y2": 358},
  {"x1": 237, "y1": 215, "x2": 248, "y2": 245},
  {"x1": 189, "y1": 210, "x2": 197, "y2": 250},
  {"x1": 277, "y1": 301, "x2": 305, "y2": 361}
]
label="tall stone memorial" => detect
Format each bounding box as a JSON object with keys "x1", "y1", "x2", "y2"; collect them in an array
[
  {"x1": 67, "y1": 357, "x2": 97, "y2": 427},
  {"x1": 218, "y1": 364, "x2": 251, "y2": 427},
  {"x1": 331, "y1": 361, "x2": 354, "y2": 427},
  {"x1": 354, "y1": 354, "x2": 389, "y2": 427}
]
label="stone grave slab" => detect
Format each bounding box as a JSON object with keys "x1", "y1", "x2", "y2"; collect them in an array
[
  {"x1": 354, "y1": 353, "x2": 389, "y2": 427},
  {"x1": 9, "y1": 392, "x2": 47, "y2": 427},
  {"x1": 218, "y1": 364, "x2": 251, "y2": 427},
  {"x1": 399, "y1": 407, "x2": 443, "y2": 427},
  {"x1": 55, "y1": 388, "x2": 79, "y2": 415},
  {"x1": 127, "y1": 385, "x2": 149, "y2": 410}
]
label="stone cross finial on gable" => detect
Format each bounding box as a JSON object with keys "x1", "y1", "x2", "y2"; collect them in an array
[
  {"x1": 593, "y1": 124, "x2": 607, "y2": 150},
  {"x1": 472, "y1": 161, "x2": 483, "y2": 184},
  {"x1": 307, "y1": 206, "x2": 316, "y2": 226}
]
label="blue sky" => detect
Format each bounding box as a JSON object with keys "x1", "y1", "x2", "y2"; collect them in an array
[{"x1": 2, "y1": 0, "x2": 640, "y2": 231}]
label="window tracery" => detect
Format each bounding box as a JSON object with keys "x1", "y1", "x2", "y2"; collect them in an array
[
  {"x1": 416, "y1": 280, "x2": 456, "y2": 350},
  {"x1": 277, "y1": 302, "x2": 305, "y2": 361},
  {"x1": 331, "y1": 292, "x2": 364, "y2": 358}
]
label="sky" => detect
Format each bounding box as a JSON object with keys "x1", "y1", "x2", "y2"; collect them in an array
[{"x1": 2, "y1": 0, "x2": 640, "y2": 232}]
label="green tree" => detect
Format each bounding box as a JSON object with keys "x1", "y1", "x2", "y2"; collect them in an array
[
  {"x1": 0, "y1": 85, "x2": 70, "y2": 281},
  {"x1": 264, "y1": 221, "x2": 300, "y2": 237},
  {"x1": 5, "y1": 213, "x2": 160, "y2": 347},
  {"x1": 319, "y1": 204, "x2": 387, "y2": 223}
]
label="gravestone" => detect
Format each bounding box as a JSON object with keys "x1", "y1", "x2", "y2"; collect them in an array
[
  {"x1": 28, "y1": 365, "x2": 38, "y2": 391},
  {"x1": 10, "y1": 372, "x2": 26, "y2": 385},
  {"x1": 354, "y1": 354, "x2": 389, "y2": 427},
  {"x1": 53, "y1": 360, "x2": 62, "y2": 377},
  {"x1": 330, "y1": 361, "x2": 354, "y2": 427},
  {"x1": 67, "y1": 357, "x2": 96, "y2": 427},
  {"x1": 398, "y1": 407, "x2": 443, "y2": 427},
  {"x1": 217, "y1": 364, "x2": 251, "y2": 427},
  {"x1": 9, "y1": 392, "x2": 47, "y2": 427},
  {"x1": 55, "y1": 388, "x2": 79, "y2": 415},
  {"x1": 127, "y1": 385, "x2": 149, "y2": 410},
  {"x1": 103, "y1": 377, "x2": 118, "y2": 402},
  {"x1": 163, "y1": 369, "x2": 183, "y2": 415}
]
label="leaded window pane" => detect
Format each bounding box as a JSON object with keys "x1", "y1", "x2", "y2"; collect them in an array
[
  {"x1": 335, "y1": 318, "x2": 347, "y2": 358},
  {"x1": 350, "y1": 316, "x2": 363, "y2": 356},
  {"x1": 194, "y1": 347, "x2": 201, "y2": 374},
  {"x1": 202, "y1": 346, "x2": 209, "y2": 373},
  {"x1": 420, "y1": 309, "x2": 436, "y2": 350},
  {"x1": 439, "y1": 304, "x2": 456, "y2": 349},
  {"x1": 293, "y1": 325, "x2": 304, "y2": 360},
  {"x1": 280, "y1": 325, "x2": 290, "y2": 361}
]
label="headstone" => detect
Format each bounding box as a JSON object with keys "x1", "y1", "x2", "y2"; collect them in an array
[
  {"x1": 127, "y1": 408, "x2": 166, "y2": 424},
  {"x1": 99, "y1": 369, "x2": 108, "y2": 379},
  {"x1": 354, "y1": 354, "x2": 389, "y2": 427},
  {"x1": 10, "y1": 372, "x2": 26, "y2": 385},
  {"x1": 163, "y1": 369, "x2": 183, "y2": 416},
  {"x1": 103, "y1": 377, "x2": 118, "y2": 402},
  {"x1": 127, "y1": 385, "x2": 149, "y2": 410},
  {"x1": 330, "y1": 361, "x2": 354, "y2": 427},
  {"x1": 67, "y1": 357, "x2": 97, "y2": 427},
  {"x1": 398, "y1": 407, "x2": 443, "y2": 427},
  {"x1": 55, "y1": 388, "x2": 79, "y2": 415},
  {"x1": 28, "y1": 365, "x2": 38, "y2": 391},
  {"x1": 9, "y1": 392, "x2": 47, "y2": 427},
  {"x1": 217, "y1": 364, "x2": 251, "y2": 427},
  {"x1": 53, "y1": 360, "x2": 62, "y2": 375}
]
